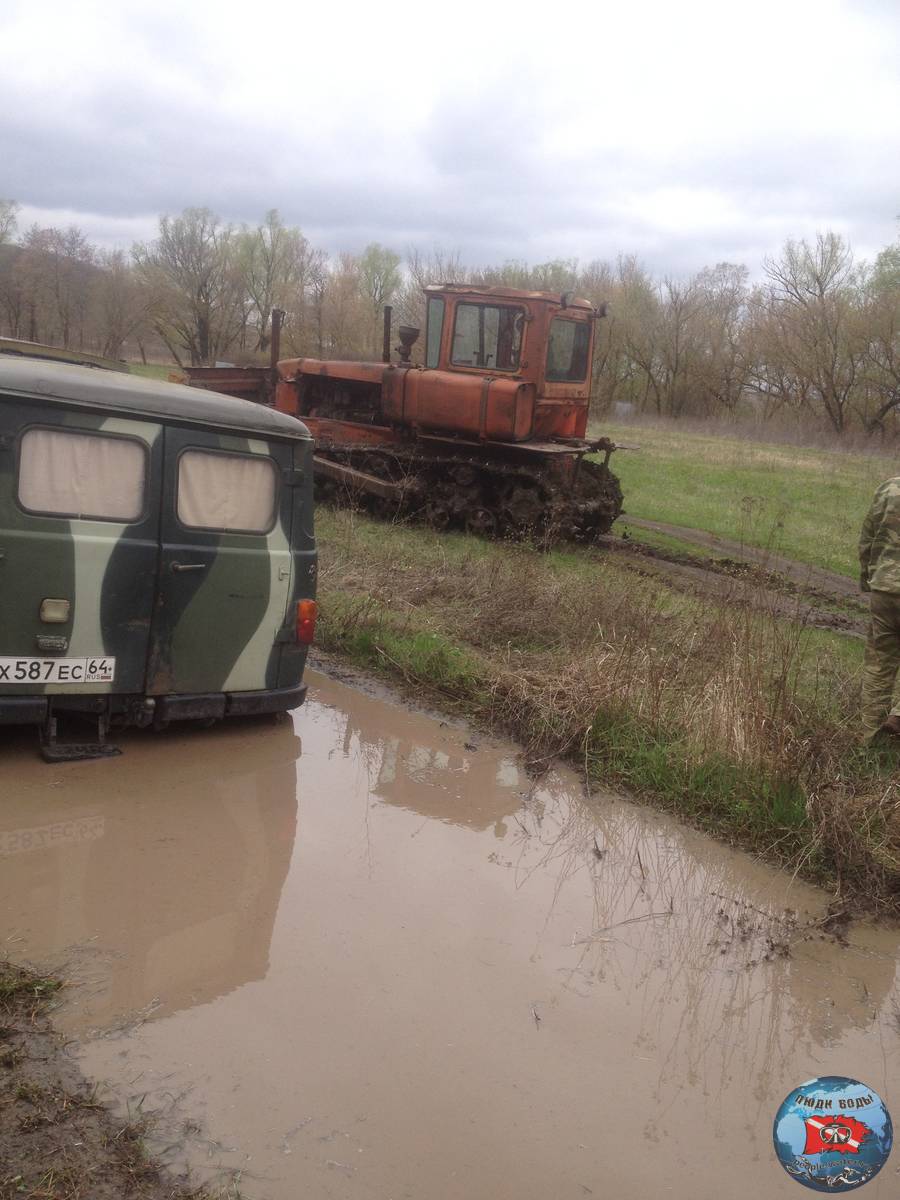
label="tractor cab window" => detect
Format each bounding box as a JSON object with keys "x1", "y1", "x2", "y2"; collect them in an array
[
  {"x1": 546, "y1": 318, "x2": 591, "y2": 383},
  {"x1": 451, "y1": 303, "x2": 523, "y2": 371},
  {"x1": 425, "y1": 296, "x2": 444, "y2": 368}
]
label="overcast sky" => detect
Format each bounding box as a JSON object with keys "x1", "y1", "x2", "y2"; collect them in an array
[{"x1": 2, "y1": 0, "x2": 899, "y2": 276}]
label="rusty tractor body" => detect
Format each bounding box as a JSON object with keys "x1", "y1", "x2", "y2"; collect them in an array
[{"x1": 187, "y1": 285, "x2": 623, "y2": 540}]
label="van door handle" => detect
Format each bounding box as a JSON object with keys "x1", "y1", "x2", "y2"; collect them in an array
[{"x1": 171, "y1": 562, "x2": 207, "y2": 573}]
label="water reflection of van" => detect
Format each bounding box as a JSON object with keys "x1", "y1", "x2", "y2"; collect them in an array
[
  {"x1": 0, "y1": 353, "x2": 317, "y2": 759},
  {"x1": 0, "y1": 716, "x2": 301, "y2": 1026}
]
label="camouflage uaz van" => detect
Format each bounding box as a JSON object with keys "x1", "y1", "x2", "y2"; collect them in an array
[{"x1": 0, "y1": 352, "x2": 316, "y2": 760}]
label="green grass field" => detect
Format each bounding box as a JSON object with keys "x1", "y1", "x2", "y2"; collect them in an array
[{"x1": 599, "y1": 422, "x2": 897, "y2": 578}]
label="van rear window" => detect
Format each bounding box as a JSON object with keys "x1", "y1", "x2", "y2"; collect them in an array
[
  {"x1": 18, "y1": 428, "x2": 146, "y2": 521},
  {"x1": 177, "y1": 450, "x2": 277, "y2": 533}
]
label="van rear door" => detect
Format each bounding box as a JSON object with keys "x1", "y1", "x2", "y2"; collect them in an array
[
  {"x1": 0, "y1": 401, "x2": 162, "y2": 698},
  {"x1": 146, "y1": 427, "x2": 294, "y2": 701}
]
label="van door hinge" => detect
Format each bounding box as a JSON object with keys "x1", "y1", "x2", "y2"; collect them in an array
[
  {"x1": 275, "y1": 626, "x2": 295, "y2": 644},
  {"x1": 282, "y1": 468, "x2": 305, "y2": 487}
]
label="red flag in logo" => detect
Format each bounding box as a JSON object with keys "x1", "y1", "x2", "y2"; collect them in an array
[{"x1": 803, "y1": 1115, "x2": 871, "y2": 1155}]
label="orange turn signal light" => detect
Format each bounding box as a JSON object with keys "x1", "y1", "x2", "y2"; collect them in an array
[{"x1": 296, "y1": 599, "x2": 317, "y2": 645}]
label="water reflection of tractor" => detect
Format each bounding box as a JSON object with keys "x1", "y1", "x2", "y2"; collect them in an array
[
  {"x1": 371, "y1": 736, "x2": 523, "y2": 834},
  {"x1": 186, "y1": 284, "x2": 624, "y2": 541},
  {"x1": 329, "y1": 683, "x2": 525, "y2": 833}
]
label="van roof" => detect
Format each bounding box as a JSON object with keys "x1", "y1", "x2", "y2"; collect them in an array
[
  {"x1": 0, "y1": 355, "x2": 311, "y2": 441},
  {"x1": 0, "y1": 337, "x2": 131, "y2": 372}
]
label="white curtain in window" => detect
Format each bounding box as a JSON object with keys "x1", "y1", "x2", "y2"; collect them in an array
[
  {"x1": 18, "y1": 428, "x2": 146, "y2": 521},
  {"x1": 178, "y1": 450, "x2": 277, "y2": 533}
]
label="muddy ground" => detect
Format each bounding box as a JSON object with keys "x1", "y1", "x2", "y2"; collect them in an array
[
  {"x1": 0, "y1": 964, "x2": 211, "y2": 1200},
  {"x1": 1, "y1": 670, "x2": 898, "y2": 1199},
  {"x1": 600, "y1": 516, "x2": 869, "y2": 636}
]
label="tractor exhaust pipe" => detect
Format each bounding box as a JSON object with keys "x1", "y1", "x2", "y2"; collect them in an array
[
  {"x1": 270, "y1": 308, "x2": 285, "y2": 371},
  {"x1": 382, "y1": 305, "x2": 393, "y2": 364},
  {"x1": 268, "y1": 308, "x2": 286, "y2": 406}
]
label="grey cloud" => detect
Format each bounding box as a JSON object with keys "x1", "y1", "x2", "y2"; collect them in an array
[
  {"x1": 2, "y1": 29, "x2": 898, "y2": 278},
  {"x1": 1, "y1": 75, "x2": 273, "y2": 218}
]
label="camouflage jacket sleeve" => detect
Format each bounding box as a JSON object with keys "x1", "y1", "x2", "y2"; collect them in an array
[
  {"x1": 859, "y1": 478, "x2": 900, "y2": 594},
  {"x1": 859, "y1": 496, "x2": 877, "y2": 591}
]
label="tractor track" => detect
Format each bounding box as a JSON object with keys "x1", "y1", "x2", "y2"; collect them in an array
[{"x1": 314, "y1": 446, "x2": 623, "y2": 540}]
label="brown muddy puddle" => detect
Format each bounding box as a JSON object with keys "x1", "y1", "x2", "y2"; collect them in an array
[{"x1": 1, "y1": 669, "x2": 898, "y2": 1198}]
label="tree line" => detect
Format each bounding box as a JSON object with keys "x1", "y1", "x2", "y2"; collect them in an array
[{"x1": 1, "y1": 199, "x2": 899, "y2": 437}]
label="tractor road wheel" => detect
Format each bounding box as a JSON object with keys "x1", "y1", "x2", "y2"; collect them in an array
[{"x1": 465, "y1": 506, "x2": 498, "y2": 538}]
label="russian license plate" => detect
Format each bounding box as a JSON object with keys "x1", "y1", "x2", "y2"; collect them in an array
[{"x1": 0, "y1": 657, "x2": 116, "y2": 684}]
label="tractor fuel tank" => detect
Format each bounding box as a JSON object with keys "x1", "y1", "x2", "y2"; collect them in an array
[
  {"x1": 275, "y1": 359, "x2": 537, "y2": 444},
  {"x1": 382, "y1": 367, "x2": 535, "y2": 442}
]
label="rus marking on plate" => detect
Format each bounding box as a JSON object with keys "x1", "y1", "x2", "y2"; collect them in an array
[{"x1": 0, "y1": 657, "x2": 116, "y2": 684}]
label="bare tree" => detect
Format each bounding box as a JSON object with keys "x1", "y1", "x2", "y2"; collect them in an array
[
  {"x1": 657, "y1": 276, "x2": 708, "y2": 417},
  {"x1": 859, "y1": 239, "x2": 900, "y2": 435},
  {"x1": 397, "y1": 247, "x2": 465, "y2": 331},
  {"x1": 321, "y1": 253, "x2": 369, "y2": 357},
  {"x1": 692, "y1": 263, "x2": 752, "y2": 414},
  {"x1": 359, "y1": 243, "x2": 401, "y2": 355},
  {"x1": 304, "y1": 253, "x2": 329, "y2": 358},
  {"x1": 470, "y1": 258, "x2": 579, "y2": 292},
  {"x1": 235, "y1": 209, "x2": 322, "y2": 354},
  {"x1": 617, "y1": 263, "x2": 666, "y2": 415},
  {"x1": 133, "y1": 208, "x2": 243, "y2": 365},
  {"x1": 0, "y1": 253, "x2": 26, "y2": 338},
  {"x1": 0, "y1": 203, "x2": 25, "y2": 338},
  {"x1": 94, "y1": 249, "x2": 153, "y2": 360},
  {"x1": 48, "y1": 227, "x2": 96, "y2": 349},
  {"x1": 11, "y1": 225, "x2": 97, "y2": 348},
  {"x1": 745, "y1": 286, "x2": 803, "y2": 422},
  {"x1": 0, "y1": 199, "x2": 19, "y2": 247},
  {"x1": 577, "y1": 259, "x2": 622, "y2": 414},
  {"x1": 761, "y1": 233, "x2": 865, "y2": 433}
]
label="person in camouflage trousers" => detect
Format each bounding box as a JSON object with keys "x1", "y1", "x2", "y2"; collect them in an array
[{"x1": 859, "y1": 476, "x2": 900, "y2": 742}]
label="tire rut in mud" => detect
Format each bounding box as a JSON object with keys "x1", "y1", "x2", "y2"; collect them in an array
[{"x1": 596, "y1": 525, "x2": 867, "y2": 638}]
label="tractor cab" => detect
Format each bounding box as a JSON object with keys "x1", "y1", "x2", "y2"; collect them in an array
[{"x1": 420, "y1": 284, "x2": 600, "y2": 440}]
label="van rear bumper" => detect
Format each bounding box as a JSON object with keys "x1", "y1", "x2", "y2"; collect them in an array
[
  {"x1": 226, "y1": 683, "x2": 308, "y2": 716},
  {"x1": 155, "y1": 683, "x2": 308, "y2": 722},
  {"x1": 0, "y1": 683, "x2": 308, "y2": 728}
]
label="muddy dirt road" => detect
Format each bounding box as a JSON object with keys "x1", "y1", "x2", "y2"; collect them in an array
[
  {"x1": 2, "y1": 671, "x2": 898, "y2": 1198},
  {"x1": 622, "y1": 517, "x2": 864, "y2": 602},
  {"x1": 601, "y1": 518, "x2": 869, "y2": 637}
]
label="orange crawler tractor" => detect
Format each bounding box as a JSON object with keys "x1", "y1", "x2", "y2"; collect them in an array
[{"x1": 189, "y1": 284, "x2": 623, "y2": 540}]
